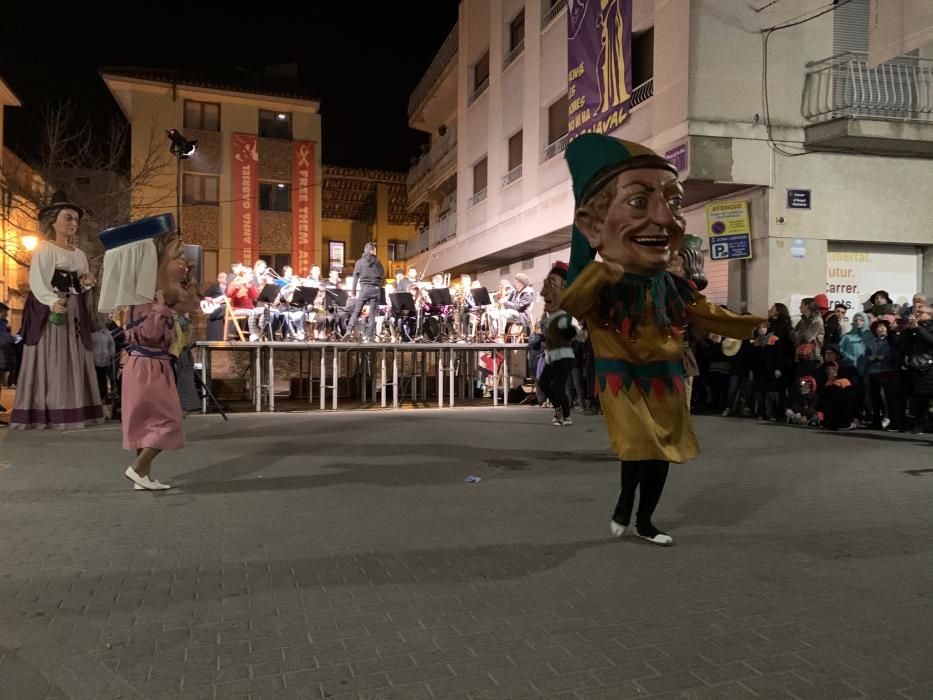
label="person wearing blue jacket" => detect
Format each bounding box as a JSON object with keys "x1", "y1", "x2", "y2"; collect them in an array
[{"x1": 839, "y1": 311, "x2": 873, "y2": 420}]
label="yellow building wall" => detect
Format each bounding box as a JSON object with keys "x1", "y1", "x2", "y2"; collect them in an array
[{"x1": 121, "y1": 84, "x2": 322, "y2": 280}]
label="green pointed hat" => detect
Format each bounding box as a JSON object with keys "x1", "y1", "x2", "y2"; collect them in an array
[{"x1": 565, "y1": 133, "x2": 677, "y2": 283}]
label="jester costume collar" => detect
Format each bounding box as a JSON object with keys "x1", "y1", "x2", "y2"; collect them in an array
[{"x1": 596, "y1": 271, "x2": 696, "y2": 340}]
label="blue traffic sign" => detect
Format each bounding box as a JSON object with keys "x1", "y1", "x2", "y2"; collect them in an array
[{"x1": 709, "y1": 233, "x2": 751, "y2": 261}]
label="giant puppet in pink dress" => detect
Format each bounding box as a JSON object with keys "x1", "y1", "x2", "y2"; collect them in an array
[{"x1": 98, "y1": 214, "x2": 191, "y2": 491}]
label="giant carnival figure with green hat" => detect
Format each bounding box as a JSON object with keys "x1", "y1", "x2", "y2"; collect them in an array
[{"x1": 560, "y1": 134, "x2": 763, "y2": 546}]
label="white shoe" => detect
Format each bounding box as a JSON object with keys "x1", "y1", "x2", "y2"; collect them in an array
[
  {"x1": 552, "y1": 416, "x2": 563, "y2": 426},
  {"x1": 635, "y1": 523, "x2": 674, "y2": 546},
  {"x1": 248, "y1": 333, "x2": 259, "y2": 342},
  {"x1": 610, "y1": 520, "x2": 632, "y2": 537},
  {"x1": 562, "y1": 417, "x2": 573, "y2": 426},
  {"x1": 125, "y1": 467, "x2": 171, "y2": 491},
  {"x1": 881, "y1": 417, "x2": 891, "y2": 430},
  {"x1": 135, "y1": 482, "x2": 170, "y2": 490}
]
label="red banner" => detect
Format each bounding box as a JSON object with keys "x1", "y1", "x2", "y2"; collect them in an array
[
  {"x1": 292, "y1": 141, "x2": 315, "y2": 277},
  {"x1": 232, "y1": 134, "x2": 259, "y2": 265}
]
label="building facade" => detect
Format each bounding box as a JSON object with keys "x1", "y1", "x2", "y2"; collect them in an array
[
  {"x1": 1, "y1": 78, "x2": 28, "y2": 328},
  {"x1": 322, "y1": 166, "x2": 422, "y2": 278},
  {"x1": 407, "y1": 0, "x2": 933, "y2": 313},
  {"x1": 102, "y1": 67, "x2": 323, "y2": 285}
]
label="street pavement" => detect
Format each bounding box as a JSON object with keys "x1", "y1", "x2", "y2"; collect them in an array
[{"x1": 0, "y1": 407, "x2": 931, "y2": 699}]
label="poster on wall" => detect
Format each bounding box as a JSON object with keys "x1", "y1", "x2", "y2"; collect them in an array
[
  {"x1": 826, "y1": 244, "x2": 919, "y2": 312},
  {"x1": 232, "y1": 134, "x2": 259, "y2": 265},
  {"x1": 292, "y1": 141, "x2": 315, "y2": 277},
  {"x1": 328, "y1": 241, "x2": 345, "y2": 274},
  {"x1": 567, "y1": 0, "x2": 633, "y2": 138}
]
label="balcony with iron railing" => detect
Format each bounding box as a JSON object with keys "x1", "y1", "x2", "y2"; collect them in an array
[
  {"x1": 541, "y1": 0, "x2": 567, "y2": 30},
  {"x1": 467, "y1": 188, "x2": 487, "y2": 208},
  {"x1": 407, "y1": 209, "x2": 458, "y2": 257},
  {"x1": 803, "y1": 51, "x2": 933, "y2": 123},
  {"x1": 406, "y1": 123, "x2": 458, "y2": 205},
  {"x1": 630, "y1": 77, "x2": 654, "y2": 109},
  {"x1": 801, "y1": 51, "x2": 933, "y2": 155},
  {"x1": 469, "y1": 77, "x2": 489, "y2": 106},
  {"x1": 542, "y1": 133, "x2": 570, "y2": 162},
  {"x1": 504, "y1": 40, "x2": 524, "y2": 69},
  {"x1": 408, "y1": 23, "x2": 459, "y2": 120},
  {"x1": 501, "y1": 165, "x2": 523, "y2": 188}
]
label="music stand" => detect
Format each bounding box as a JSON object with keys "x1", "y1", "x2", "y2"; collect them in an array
[
  {"x1": 324, "y1": 287, "x2": 349, "y2": 309},
  {"x1": 290, "y1": 287, "x2": 317, "y2": 307},
  {"x1": 390, "y1": 292, "x2": 416, "y2": 316},
  {"x1": 257, "y1": 284, "x2": 280, "y2": 304},
  {"x1": 471, "y1": 287, "x2": 492, "y2": 306},
  {"x1": 428, "y1": 288, "x2": 453, "y2": 307}
]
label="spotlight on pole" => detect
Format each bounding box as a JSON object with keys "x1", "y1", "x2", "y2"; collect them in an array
[{"x1": 166, "y1": 129, "x2": 198, "y2": 159}]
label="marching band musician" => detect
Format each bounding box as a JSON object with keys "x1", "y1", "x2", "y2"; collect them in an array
[
  {"x1": 489, "y1": 273, "x2": 534, "y2": 341},
  {"x1": 225, "y1": 267, "x2": 259, "y2": 339},
  {"x1": 278, "y1": 266, "x2": 306, "y2": 341},
  {"x1": 202, "y1": 272, "x2": 228, "y2": 341}
]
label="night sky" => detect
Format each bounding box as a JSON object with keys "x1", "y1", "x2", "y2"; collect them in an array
[{"x1": 0, "y1": 3, "x2": 460, "y2": 172}]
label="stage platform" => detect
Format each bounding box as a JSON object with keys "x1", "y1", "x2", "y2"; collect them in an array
[{"x1": 195, "y1": 341, "x2": 529, "y2": 413}]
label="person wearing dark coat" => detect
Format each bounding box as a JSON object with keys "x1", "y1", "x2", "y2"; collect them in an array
[
  {"x1": 344, "y1": 242, "x2": 385, "y2": 341},
  {"x1": 751, "y1": 320, "x2": 783, "y2": 421},
  {"x1": 865, "y1": 319, "x2": 902, "y2": 430},
  {"x1": 902, "y1": 304, "x2": 933, "y2": 433}
]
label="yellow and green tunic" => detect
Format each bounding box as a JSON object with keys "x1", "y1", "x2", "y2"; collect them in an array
[{"x1": 561, "y1": 262, "x2": 763, "y2": 464}]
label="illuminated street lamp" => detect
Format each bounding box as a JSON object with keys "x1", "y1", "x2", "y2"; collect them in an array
[{"x1": 20, "y1": 234, "x2": 38, "y2": 252}]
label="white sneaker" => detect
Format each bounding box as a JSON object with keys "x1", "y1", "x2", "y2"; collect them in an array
[
  {"x1": 881, "y1": 417, "x2": 891, "y2": 430},
  {"x1": 635, "y1": 523, "x2": 674, "y2": 546},
  {"x1": 248, "y1": 333, "x2": 259, "y2": 342},
  {"x1": 552, "y1": 416, "x2": 563, "y2": 426},
  {"x1": 561, "y1": 417, "x2": 573, "y2": 426},
  {"x1": 610, "y1": 520, "x2": 632, "y2": 537}
]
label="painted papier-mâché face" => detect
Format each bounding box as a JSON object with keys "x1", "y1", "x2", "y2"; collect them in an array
[
  {"x1": 155, "y1": 233, "x2": 190, "y2": 306},
  {"x1": 575, "y1": 168, "x2": 686, "y2": 276}
]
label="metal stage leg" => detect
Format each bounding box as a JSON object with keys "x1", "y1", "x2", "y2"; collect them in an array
[
  {"x1": 268, "y1": 346, "x2": 275, "y2": 412},
  {"x1": 201, "y1": 347, "x2": 208, "y2": 415},
  {"x1": 254, "y1": 347, "x2": 261, "y2": 413},
  {"x1": 449, "y1": 348, "x2": 455, "y2": 407},
  {"x1": 381, "y1": 348, "x2": 387, "y2": 409},
  {"x1": 320, "y1": 347, "x2": 326, "y2": 411},
  {"x1": 504, "y1": 349, "x2": 509, "y2": 407},
  {"x1": 332, "y1": 346, "x2": 338, "y2": 411},
  {"x1": 438, "y1": 348, "x2": 444, "y2": 408},
  {"x1": 493, "y1": 351, "x2": 499, "y2": 407},
  {"x1": 393, "y1": 349, "x2": 399, "y2": 409}
]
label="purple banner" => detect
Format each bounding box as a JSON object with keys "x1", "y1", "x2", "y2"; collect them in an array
[
  {"x1": 567, "y1": 0, "x2": 633, "y2": 138},
  {"x1": 664, "y1": 143, "x2": 688, "y2": 173}
]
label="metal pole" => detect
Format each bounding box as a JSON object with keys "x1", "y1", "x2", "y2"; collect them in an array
[
  {"x1": 268, "y1": 346, "x2": 275, "y2": 412},
  {"x1": 332, "y1": 346, "x2": 338, "y2": 411},
  {"x1": 504, "y1": 349, "x2": 509, "y2": 407},
  {"x1": 201, "y1": 347, "x2": 208, "y2": 414},
  {"x1": 320, "y1": 346, "x2": 326, "y2": 411},
  {"x1": 449, "y1": 347, "x2": 454, "y2": 407},
  {"x1": 254, "y1": 347, "x2": 261, "y2": 412},
  {"x1": 393, "y1": 349, "x2": 399, "y2": 409},
  {"x1": 381, "y1": 348, "x2": 387, "y2": 409},
  {"x1": 493, "y1": 350, "x2": 498, "y2": 407},
  {"x1": 437, "y1": 348, "x2": 444, "y2": 408}
]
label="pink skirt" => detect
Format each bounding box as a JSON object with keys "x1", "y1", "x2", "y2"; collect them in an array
[{"x1": 121, "y1": 355, "x2": 185, "y2": 450}]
